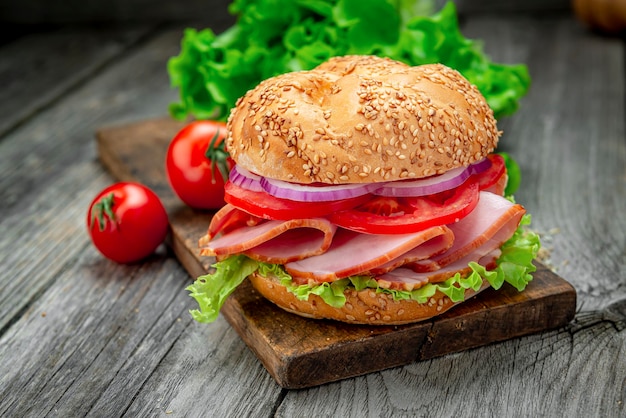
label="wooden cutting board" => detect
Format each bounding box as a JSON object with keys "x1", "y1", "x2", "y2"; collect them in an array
[{"x1": 96, "y1": 117, "x2": 577, "y2": 389}]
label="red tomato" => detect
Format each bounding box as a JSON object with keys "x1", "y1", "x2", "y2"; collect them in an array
[
  {"x1": 474, "y1": 154, "x2": 506, "y2": 191},
  {"x1": 87, "y1": 182, "x2": 169, "y2": 263},
  {"x1": 224, "y1": 182, "x2": 371, "y2": 220},
  {"x1": 165, "y1": 120, "x2": 233, "y2": 210},
  {"x1": 329, "y1": 179, "x2": 480, "y2": 234}
]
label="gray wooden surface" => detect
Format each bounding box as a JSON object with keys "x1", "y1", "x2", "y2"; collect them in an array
[
  {"x1": 1, "y1": 5, "x2": 625, "y2": 418},
  {"x1": 0, "y1": 0, "x2": 570, "y2": 24}
]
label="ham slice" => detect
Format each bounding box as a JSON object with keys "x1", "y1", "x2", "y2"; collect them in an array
[
  {"x1": 285, "y1": 226, "x2": 452, "y2": 283},
  {"x1": 376, "y1": 249, "x2": 502, "y2": 291},
  {"x1": 204, "y1": 204, "x2": 265, "y2": 240},
  {"x1": 369, "y1": 228, "x2": 454, "y2": 274},
  {"x1": 200, "y1": 218, "x2": 337, "y2": 264},
  {"x1": 411, "y1": 192, "x2": 525, "y2": 272}
]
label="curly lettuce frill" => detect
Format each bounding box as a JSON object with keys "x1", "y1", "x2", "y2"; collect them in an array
[{"x1": 168, "y1": 0, "x2": 530, "y2": 122}]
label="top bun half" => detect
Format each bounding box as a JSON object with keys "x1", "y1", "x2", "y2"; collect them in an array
[{"x1": 226, "y1": 55, "x2": 501, "y2": 184}]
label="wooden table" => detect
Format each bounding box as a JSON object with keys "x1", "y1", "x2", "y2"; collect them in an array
[{"x1": 1, "y1": 5, "x2": 625, "y2": 417}]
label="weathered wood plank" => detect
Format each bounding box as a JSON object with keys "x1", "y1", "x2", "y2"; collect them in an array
[
  {"x1": 0, "y1": 0, "x2": 571, "y2": 25},
  {"x1": 0, "y1": 27, "x2": 180, "y2": 331},
  {"x1": 0, "y1": 7, "x2": 624, "y2": 418},
  {"x1": 0, "y1": 25, "x2": 155, "y2": 139},
  {"x1": 276, "y1": 13, "x2": 626, "y2": 417},
  {"x1": 0, "y1": 29, "x2": 180, "y2": 218},
  {"x1": 449, "y1": 0, "x2": 571, "y2": 13},
  {"x1": 463, "y1": 13, "x2": 626, "y2": 310},
  {"x1": 0, "y1": 167, "x2": 282, "y2": 416},
  {"x1": 0, "y1": 27, "x2": 284, "y2": 417},
  {"x1": 0, "y1": 0, "x2": 236, "y2": 25}
]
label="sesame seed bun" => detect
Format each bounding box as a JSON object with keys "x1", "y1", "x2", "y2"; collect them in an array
[
  {"x1": 226, "y1": 55, "x2": 501, "y2": 184},
  {"x1": 248, "y1": 271, "x2": 492, "y2": 325}
]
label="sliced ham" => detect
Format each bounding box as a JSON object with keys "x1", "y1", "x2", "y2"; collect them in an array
[
  {"x1": 203, "y1": 204, "x2": 266, "y2": 242},
  {"x1": 285, "y1": 226, "x2": 452, "y2": 283},
  {"x1": 369, "y1": 228, "x2": 454, "y2": 274},
  {"x1": 200, "y1": 218, "x2": 337, "y2": 264},
  {"x1": 410, "y1": 192, "x2": 524, "y2": 272},
  {"x1": 376, "y1": 249, "x2": 502, "y2": 291}
]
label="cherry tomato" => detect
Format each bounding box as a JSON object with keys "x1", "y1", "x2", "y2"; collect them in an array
[
  {"x1": 87, "y1": 182, "x2": 169, "y2": 263},
  {"x1": 165, "y1": 120, "x2": 233, "y2": 210},
  {"x1": 224, "y1": 182, "x2": 371, "y2": 220},
  {"x1": 329, "y1": 179, "x2": 480, "y2": 234}
]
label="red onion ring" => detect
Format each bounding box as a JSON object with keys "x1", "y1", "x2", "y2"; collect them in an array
[
  {"x1": 229, "y1": 165, "x2": 264, "y2": 192},
  {"x1": 372, "y1": 158, "x2": 491, "y2": 197},
  {"x1": 229, "y1": 157, "x2": 492, "y2": 202},
  {"x1": 260, "y1": 176, "x2": 375, "y2": 202}
]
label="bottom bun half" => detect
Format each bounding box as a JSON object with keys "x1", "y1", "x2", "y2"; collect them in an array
[{"x1": 248, "y1": 272, "x2": 492, "y2": 325}]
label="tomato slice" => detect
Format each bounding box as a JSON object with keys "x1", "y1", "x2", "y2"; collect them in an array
[
  {"x1": 222, "y1": 154, "x2": 501, "y2": 231},
  {"x1": 329, "y1": 179, "x2": 480, "y2": 234},
  {"x1": 224, "y1": 182, "x2": 371, "y2": 220},
  {"x1": 474, "y1": 154, "x2": 506, "y2": 190}
]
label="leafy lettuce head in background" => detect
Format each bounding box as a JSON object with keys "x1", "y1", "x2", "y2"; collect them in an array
[{"x1": 168, "y1": 0, "x2": 530, "y2": 122}]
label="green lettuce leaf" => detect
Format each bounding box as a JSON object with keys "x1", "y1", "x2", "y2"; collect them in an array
[
  {"x1": 186, "y1": 255, "x2": 259, "y2": 323},
  {"x1": 168, "y1": 0, "x2": 530, "y2": 121}
]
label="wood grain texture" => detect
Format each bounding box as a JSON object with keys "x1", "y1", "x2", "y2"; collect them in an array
[
  {"x1": 0, "y1": 27, "x2": 283, "y2": 417},
  {"x1": 462, "y1": 14, "x2": 626, "y2": 311},
  {"x1": 96, "y1": 117, "x2": 576, "y2": 388},
  {"x1": 0, "y1": 0, "x2": 237, "y2": 25},
  {"x1": 445, "y1": 0, "x2": 572, "y2": 13},
  {"x1": 0, "y1": 28, "x2": 179, "y2": 334},
  {"x1": 276, "y1": 13, "x2": 626, "y2": 416},
  {"x1": 0, "y1": 0, "x2": 571, "y2": 24},
  {"x1": 0, "y1": 8, "x2": 625, "y2": 418},
  {"x1": 0, "y1": 26, "x2": 154, "y2": 139}
]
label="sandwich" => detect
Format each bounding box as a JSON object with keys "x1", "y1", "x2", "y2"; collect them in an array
[{"x1": 186, "y1": 55, "x2": 540, "y2": 325}]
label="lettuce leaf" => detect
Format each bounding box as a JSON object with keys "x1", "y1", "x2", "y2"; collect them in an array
[
  {"x1": 186, "y1": 214, "x2": 540, "y2": 322},
  {"x1": 168, "y1": 0, "x2": 530, "y2": 121},
  {"x1": 186, "y1": 255, "x2": 259, "y2": 323}
]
